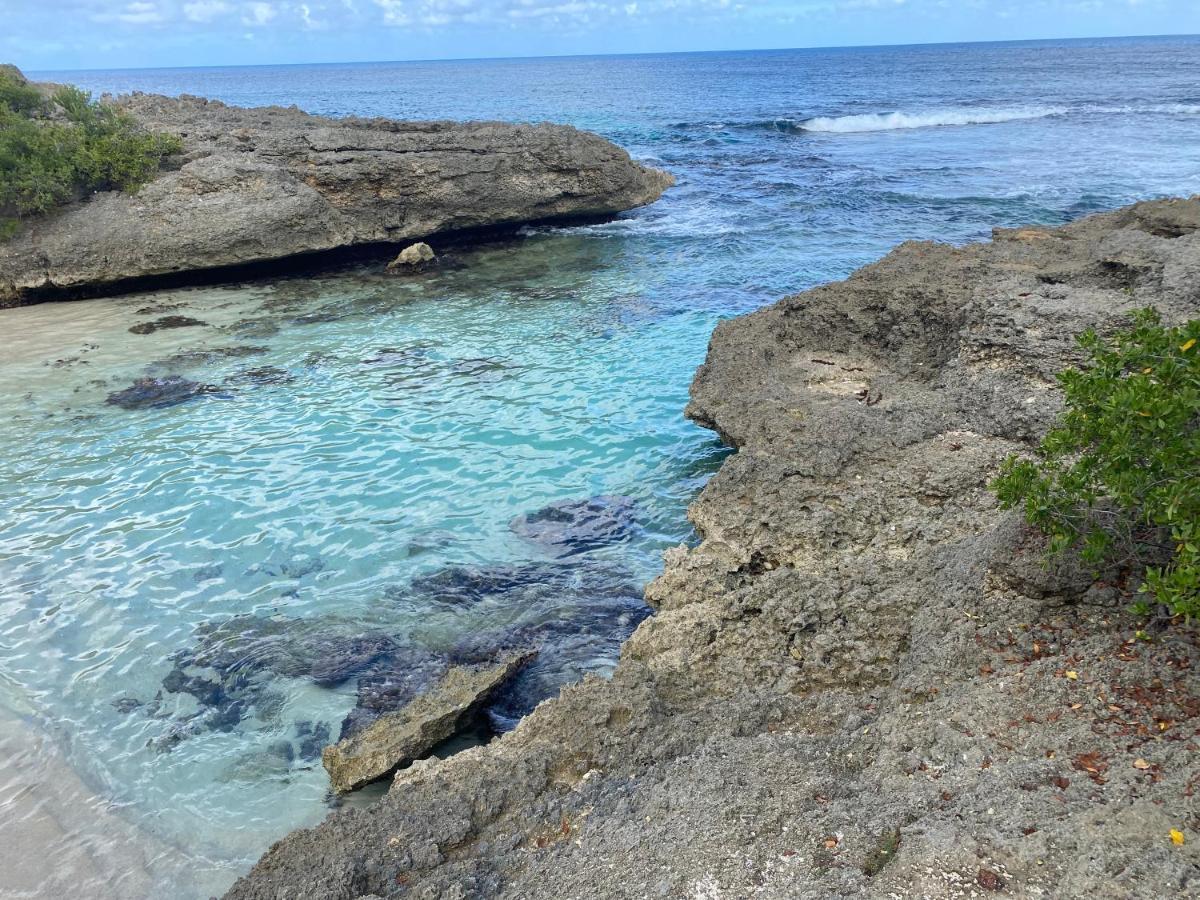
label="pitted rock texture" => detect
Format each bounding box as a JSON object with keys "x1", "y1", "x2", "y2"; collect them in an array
[
  {"x1": 0, "y1": 90, "x2": 673, "y2": 306},
  {"x1": 227, "y1": 198, "x2": 1200, "y2": 900}
]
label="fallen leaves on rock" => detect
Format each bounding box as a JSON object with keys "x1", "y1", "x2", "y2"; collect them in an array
[
  {"x1": 977, "y1": 867, "x2": 1005, "y2": 891},
  {"x1": 1072, "y1": 751, "x2": 1109, "y2": 784}
]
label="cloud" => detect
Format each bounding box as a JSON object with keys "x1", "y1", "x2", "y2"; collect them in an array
[
  {"x1": 91, "y1": 1, "x2": 168, "y2": 24},
  {"x1": 242, "y1": 1, "x2": 277, "y2": 24},
  {"x1": 183, "y1": 0, "x2": 232, "y2": 20}
]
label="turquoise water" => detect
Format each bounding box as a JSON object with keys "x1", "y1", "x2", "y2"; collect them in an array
[
  {"x1": 4, "y1": 35, "x2": 1200, "y2": 897},
  {"x1": 0, "y1": 236, "x2": 725, "y2": 893}
]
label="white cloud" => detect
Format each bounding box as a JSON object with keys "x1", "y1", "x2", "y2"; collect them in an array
[
  {"x1": 241, "y1": 0, "x2": 277, "y2": 24},
  {"x1": 91, "y1": 1, "x2": 168, "y2": 24},
  {"x1": 183, "y1": 0, "x2": 232, "y2": 21}
]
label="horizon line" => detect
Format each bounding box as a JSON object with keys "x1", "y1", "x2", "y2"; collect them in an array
[{"x1": 27, "y1": 30, "x2": 1200, "y2": 76}]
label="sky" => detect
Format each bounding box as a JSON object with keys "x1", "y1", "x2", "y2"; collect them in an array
[{"x1": 4, "y1": 0, "x2": 1199, "y2": 72}]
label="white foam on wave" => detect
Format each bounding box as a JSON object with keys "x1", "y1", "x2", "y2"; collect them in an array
[
  {"x1": 1088, "y1": 103, "x2": 1200, "y2": 115},
  {"x1": 798, "y1": 106, "x2": 1066, "y2": 133}
]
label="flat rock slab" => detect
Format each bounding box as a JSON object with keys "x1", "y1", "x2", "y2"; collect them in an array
[
  {"x1": 322, "y1": 651, "x2": 535, "y2": 794},
  {"x1": 0, "y1": 89, "x2": 673, "y2": 306}
]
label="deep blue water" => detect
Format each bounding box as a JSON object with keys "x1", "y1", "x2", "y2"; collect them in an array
[{"x1": 3, "y1": 36, "x2": 1199, "y2": 897}]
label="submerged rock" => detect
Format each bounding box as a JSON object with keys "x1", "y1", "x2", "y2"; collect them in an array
[
  {"x1": 0, "y1": 90, "x2": 673, "y2": 306},
  {"x1": 404, "y1": 559, "x2": 642, "y2": 609},
  {"x1": 151, "y1": 345, "x2": 267, "y2": 370},
  {"x1": 128, "y1": 315, "x2": 208, "y2": 335},
  {"x1": 385, "y1": 242, "x2": 436, "y2": 274},
  {"x1": 294, "y1": 721, "x2": 332, "y2": 762},
  {"x1": 509, "y1": 494, "x2": 639, "y2": 555},
  {"x1": 224, "y1": 365, "x2": 295, "y2": 386},
  {"x1": 157, "y1": 615, "x2": 412, "y2": 749},
  {"x1": 104, "y1": 375, "x2": 221, "y2": 410},
  {"x1": 322, "y1": 651, "x2": 535, "y2": 794}
]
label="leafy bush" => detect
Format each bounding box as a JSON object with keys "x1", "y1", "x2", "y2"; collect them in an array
[
  {"x1": 0, "y1": 68, "x2": 181, "y2": 235},
  {"x1": 993, "y1": 308, "x2": 1200, "y2": 619}
]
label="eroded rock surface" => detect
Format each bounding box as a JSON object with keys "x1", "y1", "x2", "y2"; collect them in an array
[
  {"x1": 228, "y1": 198, "x2": 1200, "y2": 899},
  {"x1": 323, "y1": 652, "x2": 536, "y2": 794},
  {"x1": 0, "y1": 89, "x2": 673, "y2": 306}
]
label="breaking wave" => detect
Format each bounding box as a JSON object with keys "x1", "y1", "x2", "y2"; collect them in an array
[{"x1": 795, "y1": 106, "x2": 1066, "y2": 133}]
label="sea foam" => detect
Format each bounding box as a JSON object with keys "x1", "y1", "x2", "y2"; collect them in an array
[{"x1": 798, "y1": 106, "x2": 1066, "y2": 133}]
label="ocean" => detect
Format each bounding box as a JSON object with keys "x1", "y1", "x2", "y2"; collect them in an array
[{"x1": 3, "y1": 35, "x2": 1199, "y2": 897}]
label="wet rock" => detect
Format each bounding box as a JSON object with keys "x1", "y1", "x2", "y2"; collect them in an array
[
  {"x1": 509, "y1": 495, "x2": 639, "y2": 555},
  {"x1": 128, "y1": 315, "x2": 208, "y2": 335},
  {"x1": 385, "y1": 242, "x2": 436, "y2": 274},
  {"x1": 323, "y1": 651, "x2": 536, "y2": 794},
  {"x1": 309, "y1": 634, "x2": 400, "y2": 688},
  {"x1": 111, "y1": 697, "x2": 142, "y2": 715},
  {"x1": 294, "y1": 721, "x2": 332, "y2": 762},
  {"x1": 404, "y1": 559, "x2": 641, "y2": 609},
  {"x1": 105, "y1": 375, "x2": 222, "y2": 410}
]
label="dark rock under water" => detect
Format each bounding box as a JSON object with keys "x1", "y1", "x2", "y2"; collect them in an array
[
  {"x1": 509, "y1": 495, "x2": 639, "y2": 556},
  {"x1": 104, "y1": 375, "x2": 222, "y2": 410},
  {"x1": 128, "y1": 315, "x2": 209, "y2": 335}
]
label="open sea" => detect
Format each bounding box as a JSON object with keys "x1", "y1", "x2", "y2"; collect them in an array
[{"x1": 4, "y1": 36, "x2": 1200, "y2": 898}]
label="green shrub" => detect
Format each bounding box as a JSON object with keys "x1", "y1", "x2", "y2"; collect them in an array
[
  {"x1": 0, "y1": 67, "x2": 181, "y2": 236},
  {"x1": 993, "y1": 308, "x2": 1200, "y2": 619}
]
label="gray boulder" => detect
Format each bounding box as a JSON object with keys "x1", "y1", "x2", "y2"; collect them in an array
[{"x1": 385, "y1": 241, "x2": 436, "y2": 274}]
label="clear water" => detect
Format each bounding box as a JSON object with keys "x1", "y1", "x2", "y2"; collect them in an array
[{"x1": 4, "y1": 35, "x2": 1200, "y2": 898}]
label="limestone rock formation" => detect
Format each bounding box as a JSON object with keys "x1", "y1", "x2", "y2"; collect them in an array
[
  {"x1": 322, "y1": 652, "x2": 535, "y2": 794},
  {"x1": 227, "y1": 198, "x2": 1200, "y2": 900},
  {"x1": 385, "y1": 241, "x2": 436, "y2": 274},
  {"x1": 0, "y1": 90, "x2": 673, "y2": 306}
]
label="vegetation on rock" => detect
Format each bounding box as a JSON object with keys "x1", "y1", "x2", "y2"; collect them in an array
[
  {"x1": 993, "y1": 308, "x2": 1200, "y2": 619},
  {"x1": 0, "y1": 66, "x2": 181, "y2": 237}
]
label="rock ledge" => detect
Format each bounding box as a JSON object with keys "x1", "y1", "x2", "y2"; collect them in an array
[{"x1": 0, "y1": 87, "x2": 673, "y2": 306}]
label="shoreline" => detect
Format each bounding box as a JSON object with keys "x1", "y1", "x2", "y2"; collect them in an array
[
  {"x1": 229, "y1": 196, "x2": 1200, "y2": 899},
  {"x1": 0, "y1": 706, "x2": 231, "y2": 899}
]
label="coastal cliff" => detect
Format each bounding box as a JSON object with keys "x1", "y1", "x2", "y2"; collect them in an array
[
  {"x1": 0, "y1": 87, "x2": 672, "y2": 306},
  {"x1": 228, "y1": 197, "x2": 1200, "y2": 899}
]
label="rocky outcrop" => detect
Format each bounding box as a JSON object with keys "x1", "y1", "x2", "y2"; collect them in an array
[
  {"x1": 0, "y1": 88, "x2": 673, "y2": 306},
  {"x1": 227, "y1": 198, "x2": 1200, "y2": 899},
  {"x1": 385, "y1": 241, "x2": 436, "y2": 274},
  {"x1": 323, "y1": 652, "x2": 535, "y2": 794}
]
